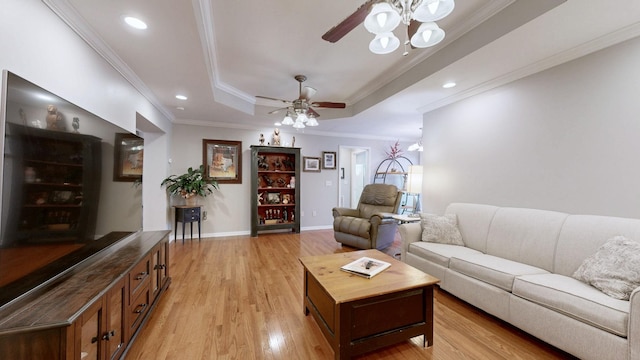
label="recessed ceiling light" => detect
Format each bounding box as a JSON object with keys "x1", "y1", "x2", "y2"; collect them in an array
[
  {"x1": 275, "y1": 122, "x2": 282, "y2": 126},
  {"x1": 176, "y1": 106, "x2": 185, "y2": 111},
  {"x1": 175, "y1": 95, "x2": 188, "y2": 100},
  {"x1": 443, "y1": 81, "x2": 456, "y2": 89},
  {"x1": 124, "y1": 16, "x2": 148, "y2": 30}
]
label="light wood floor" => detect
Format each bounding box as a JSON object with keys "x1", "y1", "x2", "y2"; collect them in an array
[{"x1": 124, "y1": 230, "x2": 576, "y2": 360}]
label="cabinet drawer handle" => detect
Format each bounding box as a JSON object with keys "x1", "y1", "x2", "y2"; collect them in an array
[
  {"x1": 154, "y1": 264, "x2": 166, "y2": 270},
  {"x1": 135, "y1": 272, "x2": 147, "y2": 280},
  {"x1": 134, "y1": 303, "x2": 147, "y2": 314},
  {"x1": 91, "y1": 336, "x2": 99, "y2": 344},
  {"x1": 102, "y1": 330, "x2": 116, "y2": 340}
]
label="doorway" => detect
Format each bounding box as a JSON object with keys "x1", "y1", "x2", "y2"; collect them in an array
[{"x1": 338, "y1": 146, "x2": 371, "y2": 209}]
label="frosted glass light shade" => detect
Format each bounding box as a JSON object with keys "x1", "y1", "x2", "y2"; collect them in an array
[
  {"x1": 292, "y1": 120, "x2": 305, "y2": 129},
  {"x1": 364, "y1": 3, "x2": 401, "y2": 34},
  {"x1": 413, "y1": 0, "x2": 455, "y2": 22},
  {"x1": 282, "y1": 112, "x2": 294, "y2": 125},
  {"x1": 306, "y1": 117, "x2": 319, "y2": 126},
  {"x1": 296, "y1": 112, "x2": 308, "y2": 123},
  {"x1": 369, "y1": 32, "x2": 400, "y2": 54},
  {"x1": 410, "y1": 22, "x2": 445, "y2": 48}
]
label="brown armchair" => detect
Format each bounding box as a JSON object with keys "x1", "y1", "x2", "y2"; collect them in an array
[{"x1": 332, "y1": 184, "x2": 402, "y2": 250}]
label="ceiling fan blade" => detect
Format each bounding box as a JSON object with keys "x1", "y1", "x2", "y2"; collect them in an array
[
  {"x1": 312, "y1": 101, "x2": 346, "y2": 109},
  {"x1": 300, "y1": 86, "x2": 317, "y2": 100},
  {"x1": 255, "y1": 95, "x2": 291, "y2": 104},
  {"x1": 322, "y1": 0, "x2": 378, "y2": 43}
]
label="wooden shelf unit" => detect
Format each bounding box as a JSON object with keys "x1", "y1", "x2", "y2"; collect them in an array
[{"x1": 250, "y1": 146, "x2": 300, "y2": 237}]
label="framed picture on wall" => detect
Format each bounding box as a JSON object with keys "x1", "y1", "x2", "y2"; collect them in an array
[
  {"x1": 113, "y1": 133, "x2": 144, "y2": 182},
  {"x1": 322, "y1": 151, "x2": 337, "y2": 169},
  {"x1": 203, "y1": 139, "x2": 242, "y2": 184},
  {"x1": 303, "y1": 156, "x2": 321, "y2": 172}
]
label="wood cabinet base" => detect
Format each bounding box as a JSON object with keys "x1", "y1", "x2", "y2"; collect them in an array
[{"x1": 0, "y1": 231, "x2": 171, "y2": 360}]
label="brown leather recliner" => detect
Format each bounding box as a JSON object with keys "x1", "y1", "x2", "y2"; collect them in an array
[{"x1": 332, "y1": 183, "x2": 402, "y2": 250}]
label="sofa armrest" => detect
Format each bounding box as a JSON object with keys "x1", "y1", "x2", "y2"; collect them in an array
[
  {"x1": 398, "y1": 222, "x2": 422, "y2": 262},
  {"x1": 629, "y1": 286, "x2": 640, "y2": 359},
  {"x1": 332, "y1": 207, "x2": 359, "y2": 218}
]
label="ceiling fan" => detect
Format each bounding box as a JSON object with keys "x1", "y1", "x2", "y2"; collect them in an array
[
  {"x1": 322, "y1": 0, "x2": 454, "y2": 55},
  {"x1": 256, "y1": 75, "x2": 346, "y2": 128}
]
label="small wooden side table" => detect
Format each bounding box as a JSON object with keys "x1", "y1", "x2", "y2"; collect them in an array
[{"x1": 173, "y1": 205, "x2": 201, "y2": 243}]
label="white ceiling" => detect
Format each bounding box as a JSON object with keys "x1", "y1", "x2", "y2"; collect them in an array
[{"x1": 44, "y1": 0, "x2": 640, "y2": 141}]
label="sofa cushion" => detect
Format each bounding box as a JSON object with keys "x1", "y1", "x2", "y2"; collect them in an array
[
  {"x1": 449, "y1": 254, "x2": 549, "y2": 292},
  {"x1": 572, "y1": 235, "x2": 640, "y2": 300},
  {"x1": 445, "y1": 203, "x2": 499, "y2": 253},
  {"x1": 409, "y1": 242, "x2": 483, "y2": 268},
  {"x1": 485, "y1": 207, "x2": 568, "y2": 272},
  {"x1": 421, "y1": 213, "x2": 465, "y2": 246},
  {"x1": 513, "y1": 274, "x2": 630, "y2": 337}
]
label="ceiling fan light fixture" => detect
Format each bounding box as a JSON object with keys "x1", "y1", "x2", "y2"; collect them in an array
[
  {"x1": 413, "y1": 0, "x2": 455, "y2": 23},
  {"x1": 282, "y1": 111, "x2": 294, "y2": 125},
  {"x1": 369, "y1": 32, "x2": 400, "y2": 54},
  {"x1": 292, "y1": 120, "x2": 305, "y2": 129},
  {"x1": 364, "y1": 3, "x2": 401, "y2": 34},
  {"x1": 296, "y1": 112, "x2": 308, "y2": 123},
  {"x1": 410, "y1": 22, "x2": 445, "y2": 48},
  {"x1": 306, "y1": 114, "x2": 319, "y2": 127}
]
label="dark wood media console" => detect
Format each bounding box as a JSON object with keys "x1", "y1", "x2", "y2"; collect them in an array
[{"x1": 0, "y1": 230, "x2": 171, "y2": 360}]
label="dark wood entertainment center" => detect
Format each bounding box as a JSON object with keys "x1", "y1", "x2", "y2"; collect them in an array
[{"x1": 0, "y1": 230, "x2": 171, "y2": 360}]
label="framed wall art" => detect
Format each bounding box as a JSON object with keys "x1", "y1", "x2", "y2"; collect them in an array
[
  {"x1": 203, "y1": 139, "x2": 242, "y2": 184},
  {"x1": 322, "y1": 151, "x2": 337, "y2": 169},
  {"x1": 303, "y1": 156, "x2": 321, "y2": 172},
  {"x1": 114, "y1": 133, "x2": 144, "y2": 182}
]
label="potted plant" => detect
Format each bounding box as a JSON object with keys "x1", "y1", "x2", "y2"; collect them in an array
[{"x1": 160, "y1": 165, "x2": 218, "y2": 205}]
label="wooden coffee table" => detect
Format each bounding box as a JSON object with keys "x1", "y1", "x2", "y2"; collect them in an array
[{"x1": 299, "y1": 249, "x2": 439, "y2": 359}]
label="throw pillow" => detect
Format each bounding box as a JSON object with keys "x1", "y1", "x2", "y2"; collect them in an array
[
  {"x1": 572, "y1": 235, "x2": 640, "y2": 300},
  {"x1": 420, "y1": 213, "x2": 465, "y2": 246}
]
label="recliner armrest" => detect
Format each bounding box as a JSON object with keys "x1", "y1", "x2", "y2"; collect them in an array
[{"x1": 332, "y1": 207, "x2": 359, "y2": 218}]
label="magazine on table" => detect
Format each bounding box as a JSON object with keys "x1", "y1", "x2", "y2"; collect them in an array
[{"x1": 340, "y1": 257, "x2": 391, "y2": 278}]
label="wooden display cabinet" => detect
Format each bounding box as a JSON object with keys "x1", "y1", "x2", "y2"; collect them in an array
[{"x1": 250, "y1": 146, "x2": 300, "y2": 237}]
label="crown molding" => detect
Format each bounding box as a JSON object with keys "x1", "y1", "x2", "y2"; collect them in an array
[
  {"x1": 42, "y1": 0, "x2": 175, "y2": 123},
  {"x1": 172, "y1": 117, "x2": 409, "y2": 141}
]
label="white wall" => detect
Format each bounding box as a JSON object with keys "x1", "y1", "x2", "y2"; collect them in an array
[
  {"x1": 0, "y1": 0, "x2": 173, "y2": 231},
  {"x1": 170, "y1": 124, "x2": 418, "y2": 236},
  {"x1": 422, "y1": 36, "x2": 640, "y2": 218}
]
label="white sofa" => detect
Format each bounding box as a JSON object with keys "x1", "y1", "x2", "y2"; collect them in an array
[{"x1": 399, "y1": 203, "x2": 640, "y2": 360}]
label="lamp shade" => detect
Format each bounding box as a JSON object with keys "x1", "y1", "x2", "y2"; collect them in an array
[
  {"x1": 282, "y1": 111, "x2": 294, "y2": 125},
  {"x1": 406, "y1": 165, "x2": 423, "y2": 194},
  {"x1": 306, "y1": 116, "x2": 319, "y2": 126},
  {"x1": 369, "y1": 32, "x2": 400, "y2": 54},
  {"x1": 410, "y1": 22, "x2": 445, "y2": 48},
  {"x1": 364, "y1": 2, "x2": 401, "y2": 34},
  {"x1": 412, "y1": 0, "x2": 455, "y2": 23}
]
